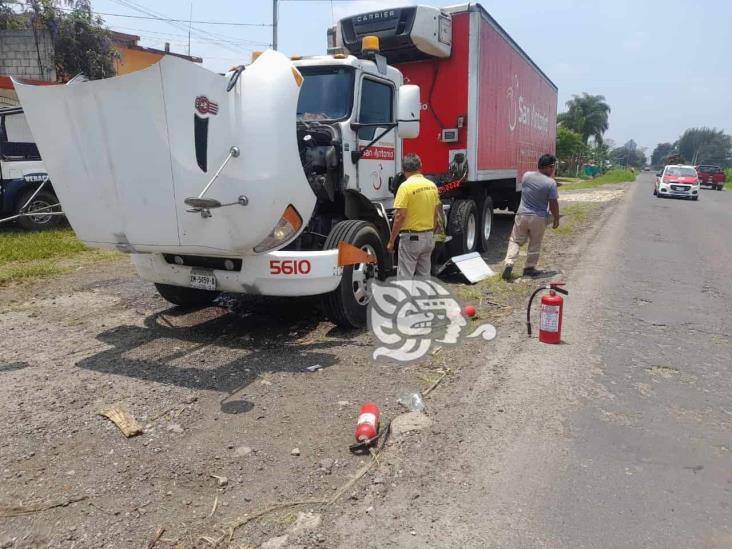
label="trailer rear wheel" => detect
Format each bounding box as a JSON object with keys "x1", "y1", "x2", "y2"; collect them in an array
[
  {"x1": 154, "y1": 283, "x2": 219, "y2": 307},
  {"x1": 447, "y1": 199, "x2": 478, "y2": 257},
  {"x1": 478, "y1": 196, "x2": 493, "y2": 252},
  {"x1": 321, "y1": 220, "x2": 385, "y2": 329}
]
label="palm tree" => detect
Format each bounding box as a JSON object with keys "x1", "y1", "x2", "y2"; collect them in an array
[{"x1": 557, "y1": 93, "x2": 611, "y2": 145}]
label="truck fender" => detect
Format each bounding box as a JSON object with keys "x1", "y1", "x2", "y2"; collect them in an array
[{"x1": 343, "y1": 189, "x2": 393, "y2": 272}]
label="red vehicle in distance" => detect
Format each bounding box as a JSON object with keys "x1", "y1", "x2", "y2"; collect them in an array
[{"x1": 695, "y1": 165, "x2": 726, "y2": 191}]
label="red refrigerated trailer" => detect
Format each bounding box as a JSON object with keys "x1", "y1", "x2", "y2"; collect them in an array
[{"x1": 334, "y1": 4, "x2": 558, "y2": 255}]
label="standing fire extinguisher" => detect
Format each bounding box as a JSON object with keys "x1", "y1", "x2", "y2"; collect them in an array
[{"x1": 526, "y1": 282, "x2": 569, "y2": 344}]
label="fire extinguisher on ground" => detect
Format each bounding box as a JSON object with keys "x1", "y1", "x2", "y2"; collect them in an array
[{"x1": 526, "y1": 282, "x2": 569, "y2": 344}]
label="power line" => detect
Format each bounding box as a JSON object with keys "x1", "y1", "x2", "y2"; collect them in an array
[
  {"x1": 58, "y1": 6, "x2": 271, "y2": 26},
  {"x1": 108, "y1": 0, "x2": 265, "y2": 55},
  {"x1": 109, "y1": 25, "x2": 269, "y2": 47}
]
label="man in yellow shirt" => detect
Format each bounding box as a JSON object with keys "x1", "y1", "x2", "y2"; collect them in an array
[{"x1": 387, "y1": 154, "x2": 442, "y2": 279}]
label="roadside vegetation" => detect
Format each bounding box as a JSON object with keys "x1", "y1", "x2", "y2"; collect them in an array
[
  {"x1": 456, "y1": 200, "x2": 602, "y2": 314},
  {"x1": 651, "y1": 129, "x2": 731, "y2": 172},
  {"x1": 558, "y1": 168, "x2": 636, "y2": 191},
  {"x1": 725, "y1": 169, "x2": 732, "y2": 190},
  {"x1": 0, "y1": 228, "x2": 120, "y2": 284}
]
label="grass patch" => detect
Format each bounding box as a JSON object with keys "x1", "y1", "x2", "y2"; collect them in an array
[
  {"x1": 0, "y1": 228, "x2": 120, "y2": 285},
  {"x1": 559, "y1": 169, "x2": 636, "y2": 191},
  {"x1": 456, "y1": 273, "x2": 531, "y2": 304},
  {"x1": 0, "y1": 263, "x2": 64, "y2": 283},
  {"x1": 554, "y1": 203, "x2": 597, "y2": 235},
  {"x1": 555, "y1": 176, "x2": 584, "y2": 185}
]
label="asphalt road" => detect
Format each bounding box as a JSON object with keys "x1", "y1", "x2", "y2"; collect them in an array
[
  {"x1": 337, "y1": 175, "x2": 732, "y2": 547},
  {"x1": 530, "y1": 175, "x2": 732, "y2": 547}
]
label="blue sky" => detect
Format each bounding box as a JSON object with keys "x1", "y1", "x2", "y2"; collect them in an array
[{"x1": 91, "y1": 0, "x2": 732, "y2": 154}]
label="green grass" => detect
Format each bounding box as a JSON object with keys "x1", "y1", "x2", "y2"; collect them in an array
[
  {"x1": 555, "y1": 176, "x2": 584, "y2": 185},
  {"x1": 456, "y1": 273, "x2": 532, "y2": 303},
  {"x1": 0, "y1": 228, "x2": 120, "y2": 284},
  {"x1": 554, "y1": 203, "x2": 597, "y2": 235},
  {"x1": 725, "y1": 168, "x2": 732, "y2": 190},
  {"x1": 559, "y1": 169, "x2": 636, "y2": 191}
]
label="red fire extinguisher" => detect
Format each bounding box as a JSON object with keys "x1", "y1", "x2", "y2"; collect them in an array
[
  {"x1": 526, "y1": 282, "x2": 568, "y2": 344},
  {"x1": 354, "y1": 403, "x2": 380, "y2": 442}
]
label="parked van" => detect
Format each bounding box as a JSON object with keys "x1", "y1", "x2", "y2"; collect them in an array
[{"x1": 0, "y1": 106, "x2": 62, "y2": 229}]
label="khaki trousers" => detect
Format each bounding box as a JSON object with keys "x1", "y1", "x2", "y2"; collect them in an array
[
  {"x1": 398, "y1": 232, "x2": 434, "y2": 279},
  {"x1": 504, "y1": 214, "x2": 547, "y2": 269}
]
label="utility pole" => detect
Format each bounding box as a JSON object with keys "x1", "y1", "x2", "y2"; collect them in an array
[
  {"x1": 187, "y1": 1, "x2": 193, "y2": 56},
  {"x1": 272, "y1": 0, "x2": 278, "y2": 50}
]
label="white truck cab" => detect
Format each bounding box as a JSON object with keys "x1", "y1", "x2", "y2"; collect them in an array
[
  {"x1": 294, "y1": 55, "x2": 412, "y2": 209},
  {"x1": 13, "y1": 7, "x2": 458, "y2": 328}
]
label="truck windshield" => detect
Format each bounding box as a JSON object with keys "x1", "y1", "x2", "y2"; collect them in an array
[{"x1": 297, "y1": 67, "x2": 354, "y2": 121}]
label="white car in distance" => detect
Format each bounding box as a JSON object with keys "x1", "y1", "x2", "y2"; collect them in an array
[{"x1": 654, "y1": 165, "x2": 700, "y2": 200}]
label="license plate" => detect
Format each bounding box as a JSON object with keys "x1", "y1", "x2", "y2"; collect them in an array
[{"x1": 190, "y1": 269, "x2": 217, "y2": 291}]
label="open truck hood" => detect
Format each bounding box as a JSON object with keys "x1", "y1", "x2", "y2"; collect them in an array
[{"x1": 13, "y1": 51, "x2": 315, "y2": 256}]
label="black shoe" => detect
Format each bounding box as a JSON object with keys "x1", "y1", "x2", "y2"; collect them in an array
[
  {"x1": 501, "y1": 264, "x2": 513, "y2": 281},
  {"x1": 522, "y1": 267, "x2": 544, "y2": 277}
]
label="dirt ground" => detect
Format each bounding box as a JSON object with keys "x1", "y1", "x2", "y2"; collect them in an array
[{"x1": 0, "y1": 185, "x2": 626, "y2": 548}]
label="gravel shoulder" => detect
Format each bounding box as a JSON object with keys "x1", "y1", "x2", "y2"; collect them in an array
[{"x1": 0, "y1": 184, "x2": 627, "y2": 548}]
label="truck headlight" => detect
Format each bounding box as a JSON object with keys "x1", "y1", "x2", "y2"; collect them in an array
[{"x1": 254, "y1": 205, "x2": 302, "y2": 253}]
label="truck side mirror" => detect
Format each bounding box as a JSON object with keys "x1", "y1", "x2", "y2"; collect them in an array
[{"x1": 397, "y1": 85, "x2": 420, "y2": 139}]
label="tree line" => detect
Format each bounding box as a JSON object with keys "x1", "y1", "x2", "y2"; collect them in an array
[
  {"x1": 556, "y1": 93, "x2": 731, "y2": 174},
  {"x1": 555, "y1": 93, "x2": 648, "y2": 174},
  {"x1": 651, "y1": 128, "x2": 731, "y2": 169},
  {"x1": 0, "y1": 0, "x2": 117, "y2": 81}
]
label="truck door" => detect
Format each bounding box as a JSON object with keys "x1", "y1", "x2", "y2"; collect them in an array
[{"x1": 356, "y1": 76, "x2": 397, "y2": 204}]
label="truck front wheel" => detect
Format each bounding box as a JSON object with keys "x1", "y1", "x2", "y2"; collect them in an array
[
  {"x1": 321, "y1": 220, "x2": 385, "y2": 329},
  {"x1": 154, "y1": 283, "x2": 220, "y2": 308},
  {"x1": 446, "y1": 199, "x2": 478, "y2": 257}
]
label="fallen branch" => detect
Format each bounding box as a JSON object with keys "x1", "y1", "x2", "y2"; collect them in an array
[
  {"x1": 0, "y1": 496, "x2": 88, "y2": 518},
  {"x1": 227, "y1": 499, "x2": 328, "y2": 533},
  {"x1": 208, "y1": 495, "x2": 219, "y2": 518},
  {"x1": 422, "y1": 368, "x2": 452, "y2": 397},
  {"x1": 149, "y1": 406, "x2": 178, "y2": 423},
  {"x1": 327, "y1": 459, "x2": 376, "y2": 506},
  {"x1": 328, "y1": 421, "x2": 391, "y2": 506},
  {"x1": 146, "y1": 527, "x2": 165, "y2": 549}
]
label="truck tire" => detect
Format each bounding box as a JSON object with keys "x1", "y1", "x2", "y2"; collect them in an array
[
  {"x1": 154, "y1": 283, "x2": 219, "y2": 307},
  {"x1": 321, "y1": 220, "x2": 384, "y2": 329},
  {"x1": 477, "y1": 196, "x2": 493, "y2": 252},
  {"x1": 447, "y1": 199, "x2": 478, "y2": 257},
  {"x1": 17, "y1": 190, "x2": 63, "y2": 230}
]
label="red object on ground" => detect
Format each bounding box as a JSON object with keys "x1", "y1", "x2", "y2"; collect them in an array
[
  {"x1": 354, "y1": 403, "x2": 380, "y2": 442},
  {"x1": 538, "y1": 290, "x2": 563, "y2": 344},
  {"x1": 463, "y1": 305, "x2": 476, "y2": 317}
]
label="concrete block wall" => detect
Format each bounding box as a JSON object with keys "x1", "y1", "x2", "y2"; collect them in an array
[{"x1": 0, "y1": 29, "x2": 56, "y2": 81}]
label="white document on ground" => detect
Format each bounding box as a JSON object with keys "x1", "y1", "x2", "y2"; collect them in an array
[{"x1": 451, "y1": 252, "x2": 495, "y2": 283}]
